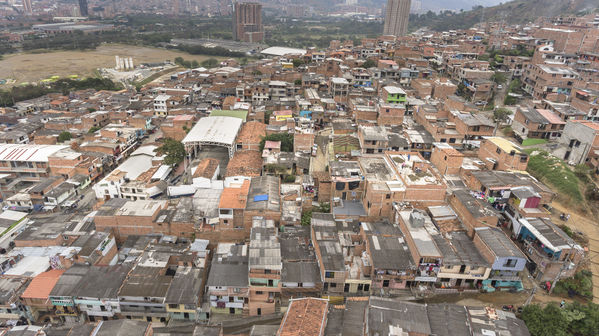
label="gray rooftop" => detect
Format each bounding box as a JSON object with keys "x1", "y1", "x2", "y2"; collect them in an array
[
  {"x1": 249, "y1": 218, "x2": 281, "y2": 271},
  {"x1": 74, "y1": 265, "x2": 131, "y2": 299},
  {"x1": 475, "y1": 228, "x2": 526, "y2": 259},
  {"x1": 49, "y1": 264, "x2": 89, "y2": 297},
  {"x1": 281, "y1": 261, "x2": 321, "y2": 284},
  {"x1": 206, "y1": 263, "x2": 248, "y2": 288},
  {"x1": 452, "y1": 190, "x2": 499, "y2": 218},
  {"x1": 165, "y1": 267, "x2": 203, "y2": 305},
  {"x1": 246, "y1": 176, "x2": 281, "y2": 212},
  {"x1": 367, "y1": 234, "x2": 414, "y2": 271},
  {"x1": 119, "y1": 266, "x2": 172, "y2": 298},
  {"x1": 434, "y1": 232, "x2": 489, "y2": 267},
  {"x1": 368, "y1": 298, "x2": 432, "y2": 336}
]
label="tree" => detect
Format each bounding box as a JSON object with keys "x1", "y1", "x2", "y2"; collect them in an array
[
  {"x1": 201, "y1": 58, "x2": 219, "y2": 68},
  {"x1": 191, "y1": 60, "x2": 199, "y2": 68},
  {"x1": 294, "y1": 79, "x2": 302, "y2": 86},
  {"x1": 521, "y1": 304, "x2": 569, "y2": 336},
  {"x1": 155, "y1": 138, "x2": 186, "y2": 167},
  {"x1": 58, "y1": 131, "x2": 72, "y2": 143},
  {"x1": 316, "y1": 202, "x2": 330, "y2": 213},
  {"x1": 301, "y1": 210, "x2": 312, "y2": 226},
  {"x1": 493, "y1": 107, "x2": 512, "y2": 122},
  {"x1": 362, "y1": 59, "x2": 376, "y2": 68},
  {"x1": 259, "y1": 133, "x2": 294, "y2": 152},
  {"x1": 292, "y1": 58, "x2": 305, "y2": 67},
  {"x1": 88, "y1": 126, "x2": 101, "y2": 133},
  {"x1": 491, "y1": 71, "x2": 507, "y2": 84}
]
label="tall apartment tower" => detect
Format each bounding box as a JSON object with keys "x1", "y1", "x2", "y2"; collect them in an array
[
  {"x1": 78, "y1": 0, "x2": 89, "y2": 16},
  {"x1": 22, "y1": 0, "x2": 32, "y2": 14},
  {"x1": 383, "y1": 0, "x2": 411, "y2": 37},
  {"x1": 232, "y1": 2, "x2": 264, "y2": 43}
]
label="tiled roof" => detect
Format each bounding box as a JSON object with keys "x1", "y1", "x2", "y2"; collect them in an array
[
  {"x1": 218, "y1": 180, "x2": 250, "y2": 209},
  {"x1": 237, "y1": 121, "x2": 266, "y2": 145},
  {"x1": 226, "y1": 150, "x2": 263, "y2": 177},
  {"x1": 21, "y1": 269, "x2": 65, "y2": 300},
  {"x1": 536, "y1": 109, "x2": 565, "y2": 125},
  {"x1": 193, "y1": 158, "x2": 220, "y2": 179},
  {"x1": 278, "y1": 298, "x2": 329, "y2": 336}
]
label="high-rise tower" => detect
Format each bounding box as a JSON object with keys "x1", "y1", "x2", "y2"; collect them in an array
[
  {"x1": 233, "y1": 2, "x2": 264, "y2": 43},
  {"x1": 79, "y1": 0, "x2": 89, "y2": 16},
  {"x1": 383, "y1": 0, "x2": 411, "y2": 37},
  {"x1": 22, "y1": 0, "x2": 32, "y2": 14}
]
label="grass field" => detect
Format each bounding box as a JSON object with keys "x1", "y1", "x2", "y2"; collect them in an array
[
  {"x1": 522, "y1": 138, "x2": 548, "y2": 146},
  {"x1": 0, "y1": 44, "x2": 221, "y2": 86},
  {"x1": 527, "y1": 150, "x2": 584, "y2": 203}
]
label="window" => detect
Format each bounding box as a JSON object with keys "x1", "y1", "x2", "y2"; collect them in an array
[
  {"x1": 256, "y1": 291, "x2": 263, "y2": 295},
  {"x1": 385, "y1": 194, "x2": 390, "y2": 199},
  {"x1": 496, "y1": 148, "x2": 502, "y2": 154},
  {"x1": 169, "y1": 304, "x2": 178, "y2": 309},
  {"x1": 325, "y1": 271, "x2": 334, "y2": 278},
  {"x1": 330, "y1": 282, "x2": 337, "y2": 288}
]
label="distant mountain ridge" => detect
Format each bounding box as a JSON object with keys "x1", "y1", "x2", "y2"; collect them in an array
[
  {"x1": 409, "y1": 0, "x2": 599, "y2": 31},
  {"x1": 417, "y1": 0, "x2": 505, "y2": 12}
]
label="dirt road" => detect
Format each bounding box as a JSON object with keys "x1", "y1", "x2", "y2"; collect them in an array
[{"x1": 551, "y1": 201, "x2": 599, "y2": 304}]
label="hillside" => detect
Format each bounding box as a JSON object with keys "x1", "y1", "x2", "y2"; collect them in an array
[{"x1": 409, "y1": 0, "x2": 599, "y2": 32}]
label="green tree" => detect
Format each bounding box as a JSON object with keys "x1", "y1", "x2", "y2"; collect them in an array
[
  {"x1": 521, "y1": 304, "x2": 569, "y2": 336},
  {"x1": 155, "y1": 138, "x2": 186, "y2": 167},
  {"x1": 201, "y1": 58, "x2": 219, "y2": 68},
  {"x1": 259, "y1": 133, "x2": 294, "y2": 152},
  {"x1": 292, "y1": 58, "x2": 305, "y2": 67},
  {"x1": 58, "y1": 131, "x2": 72, "y2": 143},
  {"x1": 301, "y1": 209, "x2": 312, "y2": 226},
  {"x1": 88, "y1": 126, "x2": 101, "y2": 133},
  {"x1": 294, "y1": 79, "x2": 302, "y2": 86},
  {"x1": 316, "y1": 202, "x2": 331, "y2": 213},
  {"x1": 491, "y1": 71, "x2": 507, "y2": 84},
  {"x1": 174, "y1": 57, "x2": 184, "y2": 66},
  {"x1": 191, "y1": 60, "x2": 199, "y2": 68},
  {"x1": 362, "y1": 59, "x2": 376, "y2": 68},
  {"x1": 493, "y1": 107, "x2": 512, "y2": 122}
]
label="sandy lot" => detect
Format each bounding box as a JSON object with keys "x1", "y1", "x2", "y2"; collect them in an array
[
  {"x1": 550, "y1": 201, "x2": 599, "y2": 304},
  {"x1": 0, "y1": 44, "x2": 220, "y2": 85}
]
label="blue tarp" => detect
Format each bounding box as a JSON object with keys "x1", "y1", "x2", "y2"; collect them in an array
[{"x1": 253, "y1": 194, "x2": 268, "y2": 202}]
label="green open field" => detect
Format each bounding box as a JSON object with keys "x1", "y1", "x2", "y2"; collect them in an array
[{"x1": 0, "y1": 44, "x2": 220, "y2": 86}]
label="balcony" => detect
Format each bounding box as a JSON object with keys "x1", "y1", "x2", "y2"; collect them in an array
[{"x1": 522, "y1": 240, "x2": 560, "y2": 267}]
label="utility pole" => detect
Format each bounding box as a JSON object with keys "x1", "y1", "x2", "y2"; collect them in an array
[
  {"x1": 549, "y1": 243, "x2": 574, "y2": 294},
  {"x1": 524, "y1": 286, "x2": 536, "y2": 306}
]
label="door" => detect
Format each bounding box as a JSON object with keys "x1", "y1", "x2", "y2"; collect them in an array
[
  {"x1": 342, "y1": 192, "x2": 347, "y2": 200},
  {"x1": 257, "y1": 308, "x2": 262, "y2": 316},
  {"x1": 564, "y1": 151, "x2": 571, "y2": 161},
  {"x1": 229, "y1": 308, "x2": 235, "y2": 314},
  {"x1": 344, "y1": 283, "x2": 350, "y2": 293}
]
